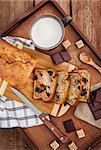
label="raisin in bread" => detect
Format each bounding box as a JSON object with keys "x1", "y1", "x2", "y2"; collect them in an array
[
  {"x1": 76, "y1": 70, "x2": 90, "y2": 102},
  {"x1": 33, "y1": 69, "x2": 57, "y2": 102},
  {"x1": 67, "y1": 72, "x2": 82, "y2": 106},
  {"x1": 53, "y1": 71, "x2": 70, "y2": 104}
]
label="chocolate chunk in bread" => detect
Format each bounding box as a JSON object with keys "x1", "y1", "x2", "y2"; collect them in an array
[
  {"x1": 35, "y1": 87, "x2": 40, "y2": 92},
  {"x1": 81, "y1": 89, "x2": 87, "y2": 96},
  {"x1": 47, "y1": 70, "x2": 53, "y2": 76}
]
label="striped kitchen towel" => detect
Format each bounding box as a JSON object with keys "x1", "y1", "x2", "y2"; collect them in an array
[{"x1": 0, "y1": 36, "x2": 49, "y2": 128}]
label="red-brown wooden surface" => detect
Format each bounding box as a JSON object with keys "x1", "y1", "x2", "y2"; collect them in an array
[{"x1": 0, "y1": 0, "x2": 101, "y2": 150}]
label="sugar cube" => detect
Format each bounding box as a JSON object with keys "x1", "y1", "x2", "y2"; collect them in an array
[
  {"x1": 62, "y1": 39, "x2": 71, "y2": 49},
  {"x1": 50, "y1": 140, "x2": 60, "y2": 150},
  {"x1": 76, "y1": 129, "x2": 85, "y2": 139},
  {"x1": 75, "y1": 40, "x2": 84, "y2": 49},
  {"x1": 68, "y1": 142, "x2": 78, "y2": 150}
]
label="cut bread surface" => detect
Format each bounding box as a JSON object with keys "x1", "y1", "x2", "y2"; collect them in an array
[
  {"x1": 67, "y1": 72, "x2": 82, "y2": 106},
  {"x1": 33, "y1": 68, "x2": 90, "y2": 104},
  {"x1": 54, "y1": 71, "x2": 70, "y2": 104},
  {"x1": 33, "y1": 69, "x2": 57, "y2": 102},
  {"x1": 77, "y1": 70, "x2": 90, "y2": 102}
]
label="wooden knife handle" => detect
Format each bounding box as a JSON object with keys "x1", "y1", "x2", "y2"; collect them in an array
[{"x1": 39, "y1": 113, "x2": 69, "y2": 144}]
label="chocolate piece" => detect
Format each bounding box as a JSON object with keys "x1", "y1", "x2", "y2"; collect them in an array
[
  {"x1": 34, "y1": 76, "x2": 38, "y2": 80},
  {"x1": 88, "y1": 102, "x2": 101, "y2": 120},
  {"x1": 82, "y1": 77, "x2": 88, "y2": 83},
  {"x1": 95, "y1": 89, "x2": 101, "y2": 103},
  {"x1": 78, "y1": 86, "x2": 80, "y2": 90},
  {"x1": 64, "y1": 101, "x2": 68, "y2": 106},
  {"x1": 60, "y1": 50, "x2": 71, "y2": 62},
  {"x1": 81, "y1": 89, "x2": 87, "y2": 96},
  {"x1": 88, "y1": 89, "x2": 101, "y2": 120},
  {"x1": 51, "y1": 53, "x2": 64, "y2": 64},
  {"x1": 63, "y1": 119, "x2": 76, "y2": 133},
  {"x1": 88, "y1": 91, "x2": 96, "y2": 104},
  {"x1": 57, "y1": 95, "x2": 59, "y2": 99},
  {"x1": 47, "y1": 70, "x2": 53, "y2": 76},
  {"x1": 35, "y1": 87, "x2": 40, "y2": 92},
  {"x1": 93, "y1": 110, "x2": 101, "y2": 120},
  {"x1": 89, "y1": 102, "x2": 101, "y2": 112},
  {"x1": 46, "y1": 92, "x2": 50, "y2": 97}
]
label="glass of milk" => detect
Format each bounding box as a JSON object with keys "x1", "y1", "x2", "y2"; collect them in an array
[{"x1": 29, "y1": 14, "x2": 65, "y2": 50}]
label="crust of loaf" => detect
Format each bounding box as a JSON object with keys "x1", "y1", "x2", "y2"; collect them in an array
[
  {"x1": 75, "y1": 69, "x2": 90, "y2": 102},
  {"x1": 67, "y1": 72, "x2": 82, "y2": 106},
  {"x1": 0, "y1": 39, "x2": 37, "y2": 89},
  {"x1": 53, "y1": 71, "x2": 70, "y2": 104},
  {"x1": 33, "y1": 69, "x2": 57, "y2": 102}
]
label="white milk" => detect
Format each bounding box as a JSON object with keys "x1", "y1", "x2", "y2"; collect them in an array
[{"x1": 30, "y1": 17, "x2": 63, "y2": 49}]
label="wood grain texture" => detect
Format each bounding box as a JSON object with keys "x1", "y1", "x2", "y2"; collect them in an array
[
  {"x1": 0, "y1": 129, "x2": 30, "y2": 150},
  {"x1": 72, "y1": 0, "x2": 101, "y2": 58},
  {"x1": 0, "y1": 0, "x2": 34, "y2": 30},
  {"x1": 0, "y1": 0, "x2": 101, "y2": 150}
]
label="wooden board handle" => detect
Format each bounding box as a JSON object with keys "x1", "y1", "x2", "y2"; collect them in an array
[
  {"x1": 39, "y1": 113, "x2": 68, "y2": 144},
  {"x1": 0, "y1": 80, "x2": 8, "y2": 96}
]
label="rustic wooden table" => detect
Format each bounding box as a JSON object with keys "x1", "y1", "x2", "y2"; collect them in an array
[{"x1": 0, "y1": 0, "x2": 101, "y2": 149}]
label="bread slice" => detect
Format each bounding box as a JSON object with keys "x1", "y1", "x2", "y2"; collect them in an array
[
  {"x1": 33, "y1": 69, "x2": 57, "y2": 102},
  {"x1": 53, "y1": 71, "x2": 70, "y2": 104},
  {"x1": 67, "y1": 72, "x2": 82, "y2": 106},
  {"x1": 76, "y1": 70, "x2": 90, "y2": 102}
]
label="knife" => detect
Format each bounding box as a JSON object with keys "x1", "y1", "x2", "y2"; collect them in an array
[{"x1": 10, "y1": 87, "x2": 69, "y2": 144}]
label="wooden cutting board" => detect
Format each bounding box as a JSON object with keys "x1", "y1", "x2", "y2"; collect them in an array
[
  {"x1": 4, "y1": 46, "x2": 101, "y2": 115},
  {"x1": 4, "y1": 49, "x2": 76, "y2": 114}
]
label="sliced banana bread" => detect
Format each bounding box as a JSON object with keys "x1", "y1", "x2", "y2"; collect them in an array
[
  {"x1": 33, "y1": 69, "x2": 57, "y2": 102},
  {"x1": 67, "y1": 72, "x2": 82, "y2": 106},
  {"x1": 54, "y1": 71, "x2": 70, "y2": 104},
  {"x1": 77, "y1": 70, "x2": 90, "y2": 102}
]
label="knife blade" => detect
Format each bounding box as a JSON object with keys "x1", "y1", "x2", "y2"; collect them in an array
[{"x1": 10, "y1": 87, "x2": 69, "y2": 144}]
